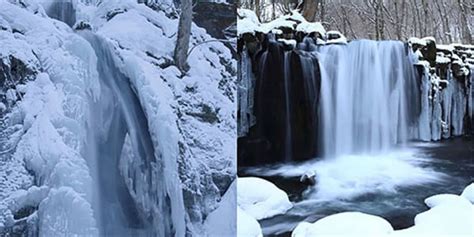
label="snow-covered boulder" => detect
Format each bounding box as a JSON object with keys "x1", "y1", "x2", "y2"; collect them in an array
[
  {"x1": 237, "y1": 207, "x2": 263, "y2": 237},
  {"x1": 461, "y1": 183, "x2": 474, "y2": 203},
  {"x1": 326, "y1": 30, "x2": 347, "y2": 44},
  {"x1": 292, "y1": 212, "x2": 394, "y2": 237},
  {"x1": 424, "y1": 193, "x2": 471, "y2": 208},
  {"x1": 395, "y1": 193, "x2": 474, "y2": 236},
  {"x1": 237, "y1": 177, "x2": 293, "y2": 220}
]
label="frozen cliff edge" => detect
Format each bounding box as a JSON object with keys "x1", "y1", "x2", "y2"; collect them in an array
[{"x1": 0, "y1": 0, "x2": 236, "y2": 236}]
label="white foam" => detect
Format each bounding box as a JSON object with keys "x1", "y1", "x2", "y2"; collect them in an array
[{"x1": 246, "y1": 149, "x2": 443, "y2": 201}]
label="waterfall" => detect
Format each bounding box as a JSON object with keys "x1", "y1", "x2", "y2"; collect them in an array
[
  {"x1": 315, "y1": 40, "x2": 419, "y2": 157},
  {"x1": 81, "y1": 32, "x2": 173, "y2": 236},
  {"x1": 44, "y1": 0, "x2": 77, "y2": 27},
  {"x1": 239, "y1": 38, "x2": 431, "y2": 165}
]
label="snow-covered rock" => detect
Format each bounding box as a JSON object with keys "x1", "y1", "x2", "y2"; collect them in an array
[
  {"x1": 237, "y1": 177, "x2": 292, "y2": 220},
  {"x1": 326, "y1": 30, "x2": 347, "y2": 44},
  {"x1": 237, "y1": 8, "x2": 326, "y2": 37},
  {"x1": 461, "y1": 183, "x2": 474, "y2": 203},
  {"x1": 292, "y1": 212, "x2": 394, "y2": 237},
  {"x1": 397, "y1": 197, "x2": 473, "y2": 236},
  {"x1": 237, "y1": 207, "x2": 263, "y2": 237},
  {"x1": 424, "y1": 193, "x2": 471, "y2": 208}
]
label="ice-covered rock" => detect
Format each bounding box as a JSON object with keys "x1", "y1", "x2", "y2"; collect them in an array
[
  {"x1": 237, "y1": 177, "x2": 292, "y2": 220},
  {"x1": 461, "y1": 183, "x2": 474, "y2": 203},
  {"x1": 292, "y1": 212, "x2": 394, "y2": 237},
  {"x1": 237, "y1": 207, "x2": 263, "y2": 237}
]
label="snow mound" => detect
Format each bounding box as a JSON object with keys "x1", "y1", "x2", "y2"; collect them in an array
[
  {"x1": 461, "y1": 183, "x2": 474, "y2": 204},
  {"x1": 292, "y1": 212, "x2": 394, "y2": 237},
  {"x1": 425, "y1": 194, "x2": 471, "y2": 208},
  {"x1": 238, "y1": 177, "x2": 292, "y2": 220},
  {"x1": 395, "y1": 191, "x2": 473, "y2": 236},
  {"x1": 237, "y1": 207, "x2": 263, "y2": 237}
]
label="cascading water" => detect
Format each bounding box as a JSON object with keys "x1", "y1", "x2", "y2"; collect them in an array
[
  {"x1": 239, "y1": 38, "x2": 421, "y2": 165},
  {"x1": 315, "y1": 40, "x2": 420, "y2": 157},
  {"x1": 43, "y1": 3, "x2": 177, "y2": 236},
  {"x1": 82, "y1": 32, "x2": 173, "y2": 237}
]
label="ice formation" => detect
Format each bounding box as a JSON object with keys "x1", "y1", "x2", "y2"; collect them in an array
[{"x1": 0, "y1": 0, "x2": 236, "y2": 236}]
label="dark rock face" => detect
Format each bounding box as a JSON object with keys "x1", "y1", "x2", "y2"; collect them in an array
[
  {"x1": 0, "y1": 55, "x2": 37, "y2": 112},
  {"x1": 238, "y1": 39, "x2": 321, "y2": 166},
  {"x1": 193, "y1": 2, "x2": 235, "y2": 39}
]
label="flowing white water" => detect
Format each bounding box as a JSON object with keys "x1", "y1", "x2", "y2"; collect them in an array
[{"x1": 316, "y1": 40, "x2": 418, "y2": 157}]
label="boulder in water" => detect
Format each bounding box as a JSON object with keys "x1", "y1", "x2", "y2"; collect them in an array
[
  {"x1": 237, "y1": 177, "x2": 292, "y2": 220},
  {"x1": 292, "y1": 212, "x2": 394, "y2": 237}
]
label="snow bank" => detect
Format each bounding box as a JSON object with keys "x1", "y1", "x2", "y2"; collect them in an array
[
  {"x1": 237, "y1": 177, "x2": 292, "y2": 220},
  {"x1": 461, "y1": 183, "x2": 474, "y2": 203},
  {"x1": 292, "y1": 212, "x2": 394, "y2": 237},
  {"x1": 237, "y1": 207, "x2": 263, "y2": 237}
]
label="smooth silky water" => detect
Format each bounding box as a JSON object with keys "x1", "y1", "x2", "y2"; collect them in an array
[{"x1": 240, "y1": 39, "x2": 473, "y2": 236}]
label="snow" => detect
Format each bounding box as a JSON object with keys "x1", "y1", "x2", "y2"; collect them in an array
[
  {"x1": 295, "y1": 21, "x2": 325, "y2": 35},
  {"x1": 237, "y1": 177, "x2": 292, "y2": 220},
  {"x1": 408, "y1": 37, "x2": 427, "y2": 46},
  {"x1": 461, "y1": 183, "x2": 474, "y2": 203},
  {"x1": 204, "y1": 180, "x2": 237, "y2": 236},
  {"x1": 1, "y1": 0, "x2": 235, "y2": 236},
  {"x1": 238, "y1": 8, "x2": 326, "y2": 37},
  {"x1": 291, "y1": 184, "x2": 474, "y2": 237},
  {"x1": 326, "y1": 30, "x2": 347, "y2": 44},
  {"x1": 424, "y1": 194, "x2": 471, "y2": 208},
  {"x1": 436, "y1": 55, "x2": 451, "y2": 64},
  {"x1": 237, "y1": 8, "x2": 261, "y2": 35},
  {"x1": 398, "y1": 195, "x2": 473, "y2": 236},
  {"x1": 278, "y1": 39, "x2": 297, "y2": 47},
  {"x1": 237, "y1": 207, "x2": 263, "y2": 237},
  {"x1": 84, "y1": 0, "x2": 236, "y2": 235},
  {"x1": 437, "y1": 44, "x2": 455, "y2": 52},
  {"x1": 292, "y1": 212, "x2": 394, "y2": 237}
]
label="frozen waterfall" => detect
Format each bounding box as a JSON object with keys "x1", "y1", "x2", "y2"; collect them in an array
[{"x1": 82, "y1": 32, "x2": 174, "y2": 237}]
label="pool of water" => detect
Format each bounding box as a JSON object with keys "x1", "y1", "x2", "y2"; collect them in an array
[{"x1": 239, "y1": 136, "x2": 473, "y2": 237}]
